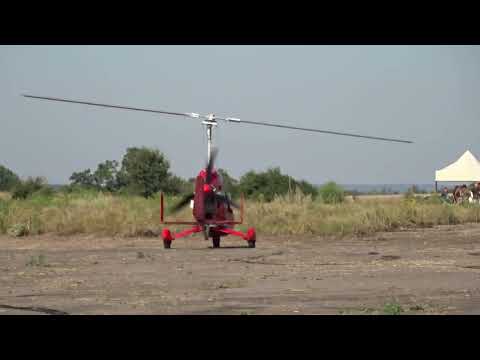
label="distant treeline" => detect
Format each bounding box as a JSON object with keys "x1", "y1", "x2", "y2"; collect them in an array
[
  {"x1": 1, "y1": 147, "x2": 337, "y2": 202},
  {"x1": 1, "y1": 148, "x2": 437, "y2": 203},
  {"x1": 342, "y1": 184, "x2": 433, "y2": 195}
]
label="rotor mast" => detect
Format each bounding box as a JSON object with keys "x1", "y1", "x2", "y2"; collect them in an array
[{"x1": 203, "y1": 114, "x2": 217, "y2": 164}]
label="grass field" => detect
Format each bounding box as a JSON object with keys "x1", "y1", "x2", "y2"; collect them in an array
[
  {"x1": 1, "y1": 189, "x2": 480, "y2": 238},
  {"x1": 2, "y1": 190, "x2": 480, "y2": 315}
]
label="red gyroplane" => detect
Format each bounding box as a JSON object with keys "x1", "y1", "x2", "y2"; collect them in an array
[{"x1": 22, "y1": 94, "x2": 412, "y2": 249}]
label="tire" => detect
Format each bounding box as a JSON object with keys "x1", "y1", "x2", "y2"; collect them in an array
[
  {"x1": 212, "y1": 236, "x2": 221, "y2": 248},
  {"x1": 248, "y1": 240, "x2": 256, "y2": 248},
  {"x1": 163, "y1": 240, "x2": 172, "y2": 249}
]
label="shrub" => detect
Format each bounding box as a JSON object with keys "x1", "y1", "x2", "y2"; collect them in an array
[
  {"x1": 318, "y1": 182, "x2": 345, "y2": 204},
  {"x1": 238, "y1": 167, "x2": 317, "y2": 202},
  {"x1": 0, "y1": 164, "x2": 20, "y2": 191},
  {"x1": 33, "y1": 186, "x2": 56, "y2": 198},
  {"x1": 295, "y1": 180, "x2": 318, "y2": 199},
  {"x1": 218, "y1": 168, "x2": 240, "y2": 198},
  {"x1": 12, "y1": 177, "x2": 51, "y2": 200},
  {"x1": 423, "y1": 195, "x2": 444, "y2": 205},
  {"x1": 162, "y1": 175, "x2": 193, "y2": 195}
]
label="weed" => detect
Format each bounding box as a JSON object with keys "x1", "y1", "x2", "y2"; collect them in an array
[
  {"x1": 339, "y1": 307, "x2": 377, "y2": 315},
  {"x1": 383, "y1": 302, "x2": 403, "y2": 315},
  {"x1": 239, "y1": 310, "x2": 254, "y2": 315},
  {"x1": 26, "y1": 254, "x2": 48, "y2": 267},
  {"x1": 8, "y1": 223, "x2": 30, "y2": 237},
  {"x1": 409, "y1": 305, "x2": 425, "y2": 312}
]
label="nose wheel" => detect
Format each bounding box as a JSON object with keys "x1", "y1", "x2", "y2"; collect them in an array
[{"x1": 212, "y1": 235, "x2": 221, "y2": 248}]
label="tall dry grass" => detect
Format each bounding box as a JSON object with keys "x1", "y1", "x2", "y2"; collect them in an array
[
  {"x1": 243, "y1": 193, "x2": 480, "y2": 236},
  {"x1": 1, "y1": 190, "x2": 479, "y2": 237},
  {"x1": 0, "y1": 192, "x2": 10, "y2": 201},
  {"x1": 0, "y1": 191, "x2": 177, "y2": 237}
]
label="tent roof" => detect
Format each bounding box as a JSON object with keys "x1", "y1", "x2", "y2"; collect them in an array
[{"x1": 435, "y1": 150, "x2": 480, "y2": 182}]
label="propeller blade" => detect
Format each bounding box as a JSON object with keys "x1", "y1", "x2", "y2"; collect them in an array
[
  {"x1": 215, "y1": 193, "x2": 239, "y2": 209},
  {"x1": 22, "y1": 94, "x2": 204, "y2": 119},
  {"x1": 205, "y1": 148, "x2": 218, "y2": 184},
  {"x1": 219, "y1": 118, "x2": 413, "y2": 144},
  {"x1": 169, "y1": 193, "x2": 195, "y2": 214}
]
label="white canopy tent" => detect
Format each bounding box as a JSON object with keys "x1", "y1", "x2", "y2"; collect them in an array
[{"x1": 435, "y1": 150, "x2": 480, "y2": 191}]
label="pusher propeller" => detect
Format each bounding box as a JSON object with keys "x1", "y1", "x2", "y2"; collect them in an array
[
  {"x1": 205, "y1": 148, "x2": 218, "y2": 184},
  {"x1": 169, "y1": 193, "x2": 195, "y2": 214}
]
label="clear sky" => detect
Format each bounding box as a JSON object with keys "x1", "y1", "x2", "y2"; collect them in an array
[{"x1": 1, "y1": 45, "x2": 479, "y2": 185}]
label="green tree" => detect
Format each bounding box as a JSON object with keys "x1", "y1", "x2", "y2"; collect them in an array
[
  {"x1": 295, "y1": 179, "x2": 318, "y2": 198},
  {"x1": 118, "y1": 147, "x2": 170, "y2": 198},
  {"x1": 0, "y1": 164, "x2": 20, "y2": 191},
  {"x1": 93, "y1": 160, "x2": 120, "y2": 192},
  {"x1": 238, "y1": 170, "x2": 269, "y2": 200},
  {"x1": 69, "y1": 169, "x2": 95, "y2": 188},
  {"x1": 163, "y1": 175, "x2": 192, "y2": 195},
  {"x1": 218, "y1": 168, "x2": 240, "y2": 198}
]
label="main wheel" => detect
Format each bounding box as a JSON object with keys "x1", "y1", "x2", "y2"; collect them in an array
[
  {"x1": 212, "y1": 236, "x2": 221, "y2": 248},
  {"x1": 163, "y1": 240, "x2": 172, "y2": 249},
  {"x1": 248, "y1": 240, "x2": 256, "y2": 248}
]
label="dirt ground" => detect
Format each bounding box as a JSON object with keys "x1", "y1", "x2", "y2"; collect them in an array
[{"x1": 1, "y1": 224, "x2": 480, "y2": 315}]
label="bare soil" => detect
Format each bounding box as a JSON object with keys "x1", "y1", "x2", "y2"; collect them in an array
[{"x1": 1, "y1": 224, "x2": 480, "y2": 315}]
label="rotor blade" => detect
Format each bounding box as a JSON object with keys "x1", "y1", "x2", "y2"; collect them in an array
[
  {"x1": 23, "y1": 94, "x2": 412, "y2": 143},
  {"x1": 170, "y1": 193, "x2": 195, "y2": 214},
  {"x1": 22, "y1": 94, "x2": 204, "y2": 119},
  {"x1": 218, "y1": 118, "x2": 412, "y2": 144}
]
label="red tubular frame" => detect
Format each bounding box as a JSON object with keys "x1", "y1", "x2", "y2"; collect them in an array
[
  {"x1": 168, "y1": 225, "x2": 203, "y2": 240},
  {"x1": 160, "y1": 192, "x2": 244, "y2": 225},
  {"x1": 160, "y1": 193, "x2": 254, "y2": 243},
  {"x1": 216, "y1": 227, "x2": 256, "y2": 241}
]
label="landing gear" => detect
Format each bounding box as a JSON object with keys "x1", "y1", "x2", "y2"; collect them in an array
[
  {"x1": 246, "y1": 228, "x2": 256, "y2": 248},
  {"x1": 212, "y1": 235, "x2": 221, "y2": 248},
  {"x1": 162, "y1": 229, "x2": 174, "y2": 249},
  {"x1": 161, "y1": 226, "x2": 256, "y2": 249}
]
